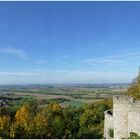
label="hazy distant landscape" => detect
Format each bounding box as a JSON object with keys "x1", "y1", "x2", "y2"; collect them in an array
[{"x1": 0, "y1": 83, "x2": 128, "y2": 109}]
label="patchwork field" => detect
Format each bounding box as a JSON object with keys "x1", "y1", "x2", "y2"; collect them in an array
[{"x1": 0, "y1": 84, "x2": 128, "y2": 109}]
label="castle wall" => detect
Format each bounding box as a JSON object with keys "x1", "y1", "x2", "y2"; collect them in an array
[
  {"x1": 113, "y1": 95, "x2": 133, "y2": 139},
  {"x1": 128, "y1": 102, "x2": 140, "y2": 137},
  {"x1": 104, "y1": 110, "x2": 113, "y2": 139},
  {"x1": 104, "y1": 95, "x2": 140, "y2": 139}
]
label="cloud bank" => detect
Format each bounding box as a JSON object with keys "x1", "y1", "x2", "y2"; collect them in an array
[{"x1": 0, "y1": 69, "x2": 134, "y2": 84}]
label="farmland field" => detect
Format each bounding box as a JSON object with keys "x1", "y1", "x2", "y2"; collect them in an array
[{"x1": 0, "y1": 84, "x2": 128, "y2": 109}]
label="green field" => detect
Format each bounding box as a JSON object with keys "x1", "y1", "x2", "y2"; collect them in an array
[{"x1": 0, "y1": 84, "x2": 128, "y2": 109}]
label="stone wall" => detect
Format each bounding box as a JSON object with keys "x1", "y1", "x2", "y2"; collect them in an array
[
  {"x1": 104, "y1": 110, "x2": 113, "y2": 139},
  {"x1": 128, "y1": 101, "x2": 140, "y2": 137}
]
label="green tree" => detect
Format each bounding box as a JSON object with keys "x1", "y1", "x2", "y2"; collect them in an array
[
  {"x1": 77, "y1": 100, "x2": 112, "y2": 139},
  {"x1": 62, "y1": 107, "x2": 81, "y2": 138}
]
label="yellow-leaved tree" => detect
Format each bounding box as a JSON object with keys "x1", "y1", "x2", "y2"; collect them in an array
[
  {"x1": 34, "y1": 102, "x2": 64, "y2": 138},
  {"x1": 34, "y1": 111, "x2": 49, "y2": 138},
  {"x1": 15, "y1": 104, "x2": 34, "y2": 138},
  {"x1": 0, "y1": 115, "x2": 10, "y2": 138}
]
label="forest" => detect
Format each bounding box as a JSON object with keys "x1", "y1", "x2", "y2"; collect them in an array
[{"x1": 0, "y1": 99, "x2": 112, "y2": 139}]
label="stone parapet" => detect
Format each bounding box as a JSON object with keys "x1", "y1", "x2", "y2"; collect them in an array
[{"x1": 113, "y1": 95, "x2": 134, "y2": 104}]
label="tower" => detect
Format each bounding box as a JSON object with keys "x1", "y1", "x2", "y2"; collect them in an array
[{"x1": 113, "y1": 95, "x2": 133, "y2": 139}]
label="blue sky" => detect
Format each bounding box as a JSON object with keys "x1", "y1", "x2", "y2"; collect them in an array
[{"x1": 0, "y1": 1, "x2": 140, "y2": 84}]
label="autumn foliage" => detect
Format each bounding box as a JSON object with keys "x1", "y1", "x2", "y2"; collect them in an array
[
  {"x1": 0, "y1": 100, "x2": 112, "y2": 139},
  {"x1": 127, "y1": 71, "x2": 140, "y2": 99}
]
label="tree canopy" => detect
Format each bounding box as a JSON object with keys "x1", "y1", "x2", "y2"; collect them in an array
[
  {"x1": 0, "y1": 100, "x2": 112, "y2": 139},
  {"x1": 127, "y1": 70, "x2": 140, "y2": 99}
]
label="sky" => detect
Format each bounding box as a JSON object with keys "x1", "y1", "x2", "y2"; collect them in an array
[{"x1": 0, "y1": 1, "x2": 140, "y2": 84}]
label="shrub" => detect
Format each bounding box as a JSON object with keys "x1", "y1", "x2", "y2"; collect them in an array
[
  {"x1": 108, "y1": 128, "x2": 114, "y2": 138},
  {"x1": 129, "y1": 132, "x2": 140, "y2": 139}
]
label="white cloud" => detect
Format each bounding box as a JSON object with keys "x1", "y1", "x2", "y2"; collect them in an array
[
  {"x1": 0, "y1": 48, "x2": 28, "y2": 59},
  {"x1": 0, "y1": 72, "x2": 37, "y2": 76},
  {"x1": 0, "y1": 69, "x2": 134, "y2": 84},
  {"x1": 80, "y1": 52, "x2": 140, "y2": 66}
]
